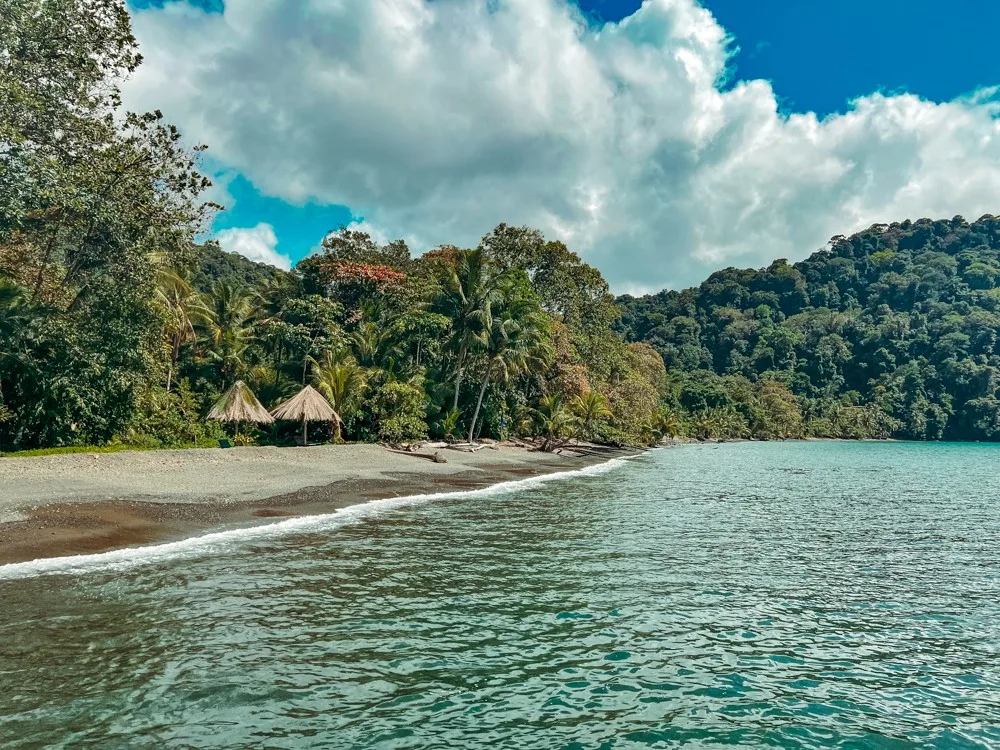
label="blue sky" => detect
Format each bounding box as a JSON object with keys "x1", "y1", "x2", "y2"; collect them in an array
[
  {"x1": 583, "y1": 0, "x2": 1000, "y2": 116},
  {"x1": 125, "y1": 0, "x2": 1000, "y2": 290}
]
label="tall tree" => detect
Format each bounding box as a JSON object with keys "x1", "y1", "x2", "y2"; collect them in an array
[
  {"x1": 0, "y1": 0, "x2": 216, "y2": 449},
  {"x1": 466, "y1": 276, "x2": 552, "y2": 445},
  {"x1": 313, "y1": 350, "x2": 367, "y2": 442},
  {"x1": 200, "y1": 281, "x2": 257, "y2": 390},
  {"x1": 155, "y1": 265, "x2": 206, "y2": 393},
  {"x1": 432, "y1": 249, "x2": 504, "y2": 411}
]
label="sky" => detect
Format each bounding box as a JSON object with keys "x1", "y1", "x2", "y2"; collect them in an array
[{"x1": 124, "y1": 0, "x2": 1000, "y2": 292}]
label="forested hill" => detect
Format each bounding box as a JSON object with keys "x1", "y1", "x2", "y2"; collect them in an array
[
  {"x1": 191, "y1": 242, "x2": 288, "y2": 293},
  {"x1": 616, "y1": 215, "x2": 1000, "y2": 441}
]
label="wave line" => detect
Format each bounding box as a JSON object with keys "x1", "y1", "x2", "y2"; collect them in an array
[{"x1": 0, "y1": 454, "x2": 637, "y2": 580}]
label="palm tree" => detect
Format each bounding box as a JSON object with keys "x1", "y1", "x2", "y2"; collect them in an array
[
  {"x1": 200, "y1": 281, "x2": 257, "y2": 390},
  {"x1": 246, "y1": 363, "x2": 297, "y2": 409},
  {"x1": 692, "y1": 411, "x2": 720, "y2": 441},
  {"x1": 571, "y1": 391, "x2": 611, "y2": 442},
  {"x1": 652, "y1": 408, "x2": 683, "y2": 441},
  {"x1": 434, "y1": 249, "x2": 504, "y2": 411},
  {"x1": 155, "y1": 266, "x2": 207, "y2": 392},
  {"x1": 533, "y1": 394, "x2": 578, "y2": 452},
  {"x1": 313, "y1": 349, "x2": 367, "y2": 442},
  {"x1": 350, "y1": 319, "x2": 399, "y2": 369},
  {"x1": 466, "y1": 286, "x2": 552, "y2": 445},
  {"x1": 436, "y1": 407, "x2": 462, "y2": 441},
  {"x1": 691, "y1": 408, "x2": 746, "y2": 440}
]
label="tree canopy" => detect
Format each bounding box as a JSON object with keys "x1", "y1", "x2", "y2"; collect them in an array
[
  {"x1": 617, "y1": 215, "x2": 1000, "y2": 441},
  {"x1": 5, "y1": 1, "x2": 999, "y2": 451}
]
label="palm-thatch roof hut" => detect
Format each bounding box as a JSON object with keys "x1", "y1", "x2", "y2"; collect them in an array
[
  {"x1": 271, "y1": 385, "x2": 340, "y2": 446},
  {"x1": 208, "y1": 380, "x2": 274, "y2": 437}
]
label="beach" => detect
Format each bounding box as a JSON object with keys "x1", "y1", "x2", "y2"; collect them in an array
[{"x1": 0, "y1": 443, "x2": 625, "y2": 566}]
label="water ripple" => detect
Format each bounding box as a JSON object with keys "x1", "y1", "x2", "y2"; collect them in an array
[{"x1": 2, "y1": 442, "x2": 1000, "y2": 748}]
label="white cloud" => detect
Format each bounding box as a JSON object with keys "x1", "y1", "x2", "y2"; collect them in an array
[
  {"x1": 125, "y1": 0, "x2": 1000, "y2": 292},
  {"x1": 216, "y1": 223, "x2": 291, "y2": 270}
]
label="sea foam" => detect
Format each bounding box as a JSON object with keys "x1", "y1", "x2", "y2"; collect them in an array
[{"x1": 0, "y1": 454, "x2": 637, "y2": 580}]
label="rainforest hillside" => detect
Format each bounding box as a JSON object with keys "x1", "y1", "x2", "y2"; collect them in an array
[{"x1": 617, "y1": 215, "x2": 1000, "y2": 441}]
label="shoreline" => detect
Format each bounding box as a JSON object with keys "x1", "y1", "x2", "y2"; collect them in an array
[{"x1": 0, "y1": 443, "x2": 630, "y2": 567}]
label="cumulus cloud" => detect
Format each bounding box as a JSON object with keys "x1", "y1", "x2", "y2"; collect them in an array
[
  {"x1": 124, "y1": 0, "x2": 1000, "y2": 291},
  {"x1": 216, "y1": 223, "x2": 292, "y2": 270}
]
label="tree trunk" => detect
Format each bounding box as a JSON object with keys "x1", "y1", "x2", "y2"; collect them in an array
[
  {"x1": 467, "y1": 369, "x2": 491, "y2": 446},
  {"x1": 452, "y1": 365, "x2": 465, "y2": 411},
  {"x1": 166, "y1": 334, "x2": 180, "y2": 392},
  {"x1": 452, "y1": 345, "x2": 468, "y2": 411}
]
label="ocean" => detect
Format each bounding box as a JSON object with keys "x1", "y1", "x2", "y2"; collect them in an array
[{"x1": 1, "y1": 442, "x2": 998, "y2": 748}]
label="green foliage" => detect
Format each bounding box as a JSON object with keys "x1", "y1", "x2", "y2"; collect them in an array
[
  {"x1": 618, "y1": 215, "x2": 1000, "y2": 441},
  {"x1": 312, "y1": 350, "x2": 367, "y2": 442},
  {"x1": 571, "y1": 391, "x2": 612, "y2": 442},
  {"x1": 0, "y1": 1, "x2": 691, "y2": 453},
  {"x1": 362, "y1": 381, "x2": 428, "y2": 444},
  {"x1": 190, "y1": 241, "x2": 287, "y2": 293},
  {"x1": 433, "y1": 408, "x2": 463, "y2": 440},
  {"x1": 464, "y1": 272, "x2": 553, "y2": 445},
  {"x1": 0, "y1": 0, "x2": 216, "y2": 450},
  {"x1": 125, "y1": 382, "x2": 226, "y2": 449},
  {"x1": 532, "y1": 394, "x2": 577, "y2": 452}
]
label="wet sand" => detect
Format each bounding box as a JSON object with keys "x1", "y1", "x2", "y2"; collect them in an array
[{"x1": 0, "y1": 444, "x2": 626, "y2": 566}]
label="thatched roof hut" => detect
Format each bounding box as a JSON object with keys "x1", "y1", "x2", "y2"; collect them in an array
[
  {"x1": 208, "y1": 380, "x2": 274, "y2": 432},
  {"x1": 271, "y1": 385, "x2": 340, "y2": 445}
]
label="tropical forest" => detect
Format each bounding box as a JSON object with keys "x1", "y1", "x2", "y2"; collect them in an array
[{"x1": 3, "y1": 0, "x2": 1000, "y2": 453}]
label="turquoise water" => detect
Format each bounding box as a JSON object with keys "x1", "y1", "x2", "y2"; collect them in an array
[{"x1": 1, "y1": 442, "x2": 999, "y2": 748}]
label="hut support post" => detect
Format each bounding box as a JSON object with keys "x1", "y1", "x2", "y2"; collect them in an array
[{"x1": 304, "y1": 419, "x2": 309, "y2": 446}]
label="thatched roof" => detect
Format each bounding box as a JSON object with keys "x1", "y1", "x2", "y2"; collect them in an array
[
  {"x1": 271, "y1": 385, "x2": 340, "y2": 423},
  {"x1": 208, "y1": 380, "x2": 274, "y2": 424}
]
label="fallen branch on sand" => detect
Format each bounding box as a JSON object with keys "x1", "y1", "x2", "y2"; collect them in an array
[
  {"x1": 385, "y1": 448, "x2": 448, "y2": 463},
  {"x1": 446, "y1": 443, "x2": 487, "y2": 453}
]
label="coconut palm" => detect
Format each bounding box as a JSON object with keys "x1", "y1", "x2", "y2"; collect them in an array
[
  {"x1": 434, "y1": 249, "x2": 504, "y2": 411},
  {"x1": 571, "y1": 391, "x2": 611, "y2": 442},
  {"x1": 435, "y1": 407, "x2": 463, "y2": 441},
  {"x1": 200, "y1": 281, "x2": 258, "y2": 390},
  {"x1": 533, "y1": 394, "x2": 578, "y2": 452},
  {"x1": 246, "y1": 363, "x2": 297, "y2": 408},
  {"x1": 691, "y1": 411, "x2": 719, "y2": 440},
  {"x1": 155, "y1": 266, "x2": 207, "y2": 392},
  {"x1": 652, "y1": 408, "x2": 683, "y2": 441},
  {"x1": 466, "y1": 285, "x2": 552, "y2": 445},
  {"x1": 313, "y1": 349, "x2": 367, "y2": 442},
  {"x1": 350, "y1": 318, "x2": 404, "y2": 370}
]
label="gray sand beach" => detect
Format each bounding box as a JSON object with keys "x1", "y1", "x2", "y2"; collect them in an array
[{"x1": 0, "y1": 443, "x2": 625, "y2": 565}]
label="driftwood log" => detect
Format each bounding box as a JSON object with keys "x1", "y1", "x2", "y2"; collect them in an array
[
  {"x1": 446, "y1": 443, "x2": 487, "y2": 453},
  {"x1": 385, "y1": 448, "x2": 447, "y2": 463}
]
